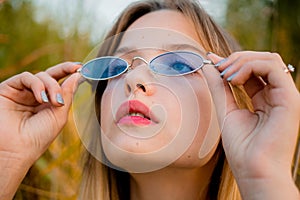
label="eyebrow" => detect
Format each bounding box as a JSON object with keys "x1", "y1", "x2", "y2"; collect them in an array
[
  {"x1": 165, "y1": 44, "x2": 206, "y2": 55},
  {"x1": 114, "y1": 43, "x2": 206, "y2": 56}
]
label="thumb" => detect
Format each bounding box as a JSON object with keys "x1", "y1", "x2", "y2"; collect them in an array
[
  {"x1": 199, "y1": 53, "x2": 237, "y2": 130},
  {"x1": 61, "y1": 72, "x2": 81, "y2": 109}
]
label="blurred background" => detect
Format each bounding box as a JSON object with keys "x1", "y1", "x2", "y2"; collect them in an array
[{"x1": 0, "y1": 0, "x2": 299, "y2": 199}]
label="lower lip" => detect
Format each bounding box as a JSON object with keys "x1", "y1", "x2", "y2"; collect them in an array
[{"x1": 118, "y1": 116, "x2": 152, "y2": 126}]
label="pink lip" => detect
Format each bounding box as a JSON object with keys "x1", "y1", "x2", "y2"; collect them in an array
[{"x1": 116, "y1": 100, "x2": 157, "y2": 126}]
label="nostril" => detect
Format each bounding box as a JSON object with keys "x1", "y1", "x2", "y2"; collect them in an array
[
  {"x1": 127, "y1": 84, "x2": 131, "y2": 93},
  {"x1": 136, "y1": 83, "x2": 146, "y2": 92}
]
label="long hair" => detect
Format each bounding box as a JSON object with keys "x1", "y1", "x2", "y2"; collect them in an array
[{"x1": 79, "y1": 0, "x2": 252, "y2": 199}]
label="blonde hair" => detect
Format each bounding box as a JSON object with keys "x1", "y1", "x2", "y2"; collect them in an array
[{"x1": 79, "y1": 0, "x2": 252, "y2": 199}]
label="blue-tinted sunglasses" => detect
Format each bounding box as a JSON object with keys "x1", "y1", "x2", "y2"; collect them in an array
[{"x1": 77, "y1": 51, "x2": 212, "y2": 81}]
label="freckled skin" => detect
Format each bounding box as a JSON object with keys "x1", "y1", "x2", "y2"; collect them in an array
[{"x1": 101, "y1": 10, "x2": 219, "y2": 171}]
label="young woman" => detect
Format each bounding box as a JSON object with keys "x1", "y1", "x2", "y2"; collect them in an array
[{"x1": 0, "y1": 0, "x2": 299, "y2": 199}]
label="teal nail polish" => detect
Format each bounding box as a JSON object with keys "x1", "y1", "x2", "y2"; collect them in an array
[
  {"x1": 41, "y1": 91, "x2": 49, "y2": 103},
  {"x1": 227, "y1": 72, "x2": 238, "y2": 82},
  {"x1": 215, "y1": 58, "x2": 227, "y2": 68},
  {"x1": 56, "y1": 93, "x2": 64, "y2": 105},
  {"x1": 220, "y1": 67, "x2": 230, "y2": 78}
]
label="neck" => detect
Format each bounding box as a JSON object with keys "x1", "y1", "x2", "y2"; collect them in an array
[{"x1": 129, "y1": 159, "x2": 216, "y2": 200}]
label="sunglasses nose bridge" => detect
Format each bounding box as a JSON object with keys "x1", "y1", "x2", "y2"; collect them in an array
[{"x1": 128, "y1": 56, "x2": 149, "y2": 70}]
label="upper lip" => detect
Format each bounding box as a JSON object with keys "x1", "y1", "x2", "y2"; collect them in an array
[{"x1": 115, "y1": 100, "x2": 158, "y2": 123}]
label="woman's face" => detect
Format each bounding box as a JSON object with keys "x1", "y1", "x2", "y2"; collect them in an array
[{"x1": 100, "y1": 10, "x2": 220, "y2": 172}]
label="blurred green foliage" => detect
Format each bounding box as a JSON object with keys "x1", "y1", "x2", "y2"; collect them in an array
[
  {"x1": 0, "y1": 0, "x2": 299, "y2": 199},
  {"x1": 226, "y1": 0, "x2": 300, "y2": 81},
  {"x1": 0, "y1": 0, "x2": 93, "y2": 81}
]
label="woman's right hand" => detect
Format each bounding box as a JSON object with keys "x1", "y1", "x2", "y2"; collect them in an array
[{"x1": 0, "y1": 62, "x2": 81, "y2": 199}]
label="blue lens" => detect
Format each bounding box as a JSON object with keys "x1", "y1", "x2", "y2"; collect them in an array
[
  {"x1": 150, "y1": 52, "x2": 204, "y2": 76},
  {"x1": 81, "y1": 57, "x2": 128, "y2": 80}
]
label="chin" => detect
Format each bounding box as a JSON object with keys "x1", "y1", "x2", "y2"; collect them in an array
[
  {"x1": 169, "y1": 152, "x2": 211, "y2": 169},
  {"x1": 102, "y1": 147, "x2": 174, "y2": 173}
]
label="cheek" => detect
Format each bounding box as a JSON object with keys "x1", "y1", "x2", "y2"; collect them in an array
[
  {"x1": 101, "y1": 80, "x2": 124, "y2": 131},
  {"x1": 173, "y1": 75, "x2": 220, "y2": 167},
  {"x1": 101, "y1": 89, "x2": 112, "y2": 127},
  {"x1": 154, "y1": 76, "x2": 213, "y2": 161},
  {"x1": 178, "y1": 76, "x2": 212, "y2": 144}
]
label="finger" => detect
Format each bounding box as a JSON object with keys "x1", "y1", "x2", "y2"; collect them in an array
[
  {"x1": 207, "y1": 52, "x2": 225, "y2": 66},
  {"x1": 29, "y1": 73, "x2": 81, "y2": 140},
  {"x1": 35, "y1": 72, "x2": 65, "y2": 106},
  {"x1": 214, "y1": 52, "x2": 295, "y2": 89},
  {"x1": 243, "y1": 76, "x2": 265, "y2": 98},
  {"x1": 213, "y1": 51, "x2": 271, "y2": 71},
  {"x1": 216, "y1": 57, "x2": 266, "y2": 98},
  {"x1": 223, "y1": 57, "x2": 294, "y2": 90},
  {"x1": 0, "y1": 72, "x2": 46, "y2": 105},
  {"x1": 46, "y1": 62, "x2": 82, "y2": 81},
  {"x1": 213, "y1": 52, "x2": 297, "y2": 98},
  {"x1": 215, "y1": 52, "x2": 274, "y2": 81},
  {"x1": 224, "y1": 64, "x2": 299, "y2": 115}
]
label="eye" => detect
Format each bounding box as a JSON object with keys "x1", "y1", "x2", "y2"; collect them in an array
[
  {"x1": 108, "y1": 59, "x2": 128, "y2": 77},
  {"x1": 150, "y1": 51, "x2": 203, "y2": 76},
  {"x1": 108, "y1": 64, "x2": 127, "y2": 75},
  {"x1": 170, "y1": 61, "x2": 193, "y2": 74}
]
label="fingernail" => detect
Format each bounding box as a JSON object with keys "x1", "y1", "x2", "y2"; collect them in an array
[
  {"x1": 206, "y1": 51, "x2": 213, "y2": 56},
  {"x1": 73, "y1": 62, "x2": 83, "y2": 65},
  {"x1": 56, "y1": 93, "x2": 64, "y2": 105},
  {"x1": 226, "y1": 72, "x2": 238, "y2": 82},
  {"x1": 41, "y1": 91, "x2": 49, "y2": 103},
  {"x1": 220, "y1": 66, "x2": 231, "y2": 78},
  {"x1": 215, "y1": 58, "x2": 227, "y2": 68}
]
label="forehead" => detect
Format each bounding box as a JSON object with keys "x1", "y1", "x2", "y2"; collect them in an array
[{"x1": 116, "y1": 10, "x2": 205, "y2": 55}]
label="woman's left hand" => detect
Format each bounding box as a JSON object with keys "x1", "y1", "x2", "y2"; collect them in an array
[{"x1": 204, "y1": 51, "x2": 300, "y2": 199}]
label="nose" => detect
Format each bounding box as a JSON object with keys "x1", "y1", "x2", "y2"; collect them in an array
[{"x1": 124, "y1": 58, "x2": 155, "y2": 96}]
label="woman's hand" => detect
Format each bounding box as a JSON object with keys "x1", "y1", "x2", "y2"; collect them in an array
[
  {"x1": 203, "y1": 51, "x2": 300, "y2": 199},
  {"x1": 0, "y1": 62, "x2": 81, "y2": 199}
]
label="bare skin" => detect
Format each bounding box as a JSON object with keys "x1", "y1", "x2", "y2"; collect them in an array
[{"x1": 0, "y1": 10, "x2": 299, "y2": 200}]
